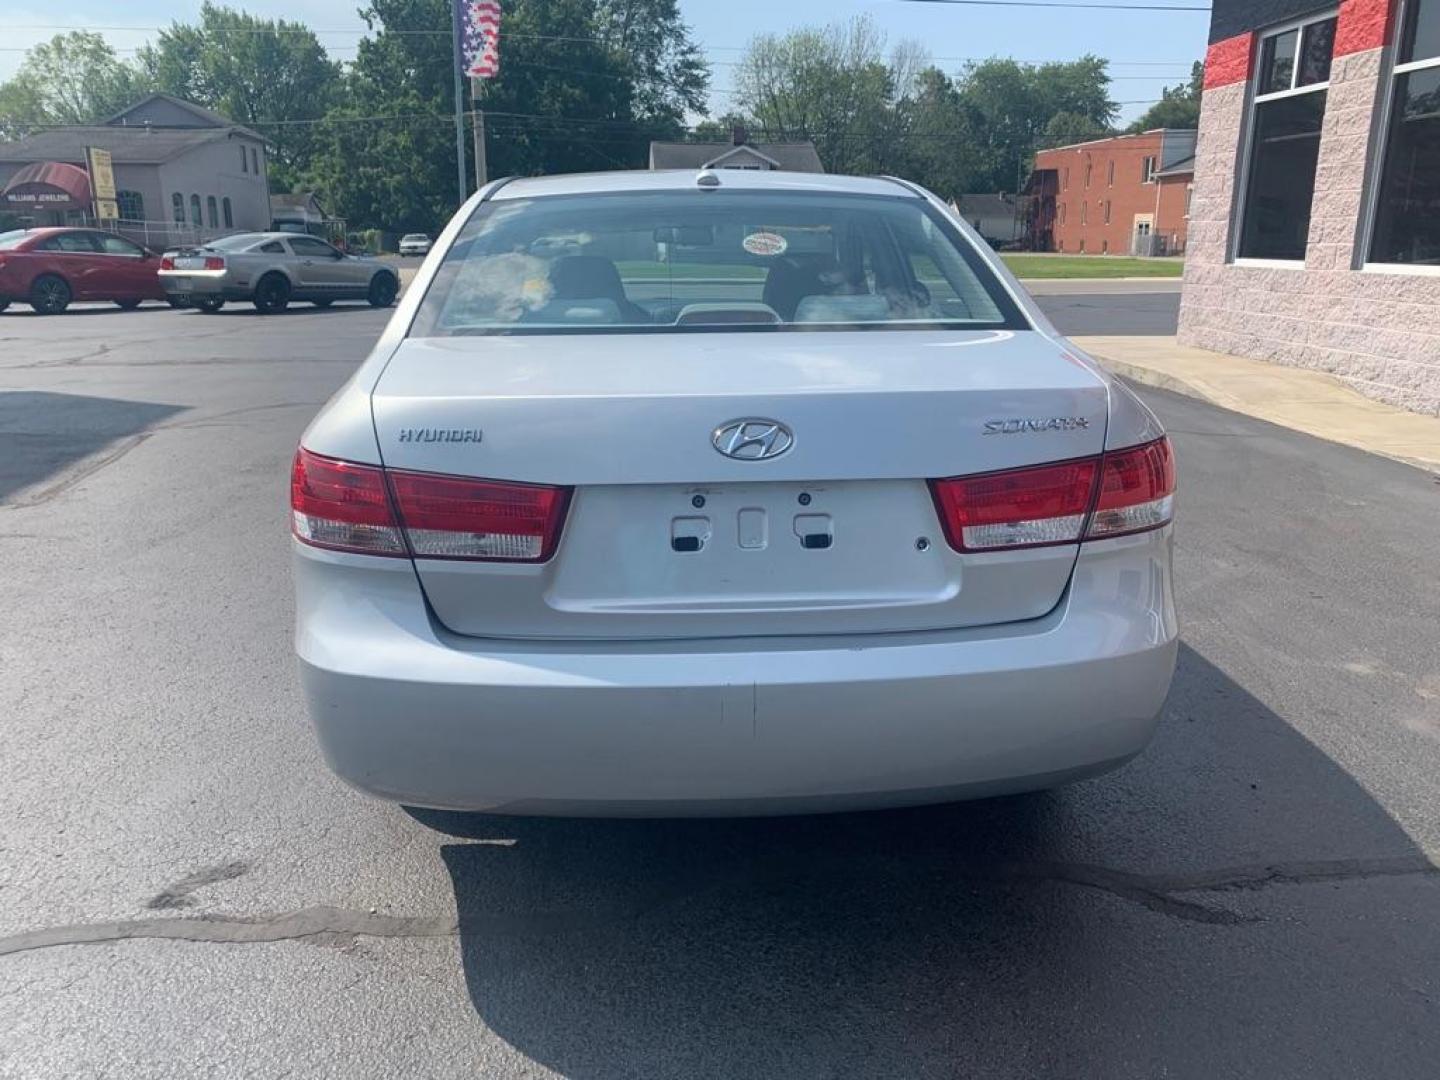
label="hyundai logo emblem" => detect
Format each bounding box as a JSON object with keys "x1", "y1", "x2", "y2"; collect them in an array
[{"x1": 712, "y1": 418, "x2": 794, "y2": 461}]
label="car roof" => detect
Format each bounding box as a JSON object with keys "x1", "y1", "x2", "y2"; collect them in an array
[
  {"x1": 490, "y1": 169, "x2": 918, "y2": 201},
  {"x1": 15, "y1": 227, "x2": 92, "y2": 237}
]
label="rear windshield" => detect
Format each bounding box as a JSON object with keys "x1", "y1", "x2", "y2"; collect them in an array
[
  {"x1": 0, "y1": 230, "x2": 29, "y2": 250},
  {"x1": 409, "y1": 190, "x2": 1026, "y2": 336},
  {"x1": 207, "y1": 233, "x2": 267, "y2": 251}
]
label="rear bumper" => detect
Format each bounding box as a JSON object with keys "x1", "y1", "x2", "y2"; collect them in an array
[
  {"x1": 295, "y1": 529, "x2": 1177, "y2": 816},
  {"x1": 158, "y1": 271, "x2": 247, "y2": 300}
]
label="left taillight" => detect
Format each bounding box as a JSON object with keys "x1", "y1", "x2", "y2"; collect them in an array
[
  {"x1": 929, "y1": 436, "x2": 1175, "y2": 552},
  {"x1": 291, "y1": 449, "x2": 406, "y2": 556},
  {"x1": 290, "y1": 448, "x2": 571, "y2": 563},
  {"x1": 159, "y1": 256, "x2": 175, "y2": 270},
  {"x1": 388, "y1": 469, "x2": 570, "y2": 562}
]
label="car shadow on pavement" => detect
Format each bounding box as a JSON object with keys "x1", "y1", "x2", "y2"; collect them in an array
[
  {"x1": 0, "y1": 390, "x2": 185, "y2": 504},
  {"x1": 412, "y1": 642, "x2": 1438, "y2": 1078}
]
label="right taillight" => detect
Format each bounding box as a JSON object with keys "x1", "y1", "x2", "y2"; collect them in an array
[
  {"x1": 930, "y1": 436, "x2": 1174, "y2": 552},
  {"x1": 1085, "y1": 436, "x2": 1175, "y2": 539},
  {"x1": 930, "y1": 458, "x2": 1099, "y2": 552},
  {"x1": 290, "y1": 448, "x2": 571, "y2": 563}
]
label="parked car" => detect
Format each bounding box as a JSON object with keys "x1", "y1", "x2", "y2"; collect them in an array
[
  {"x1": 0, "y1": 227, "x2": 166, "y2": 314},
  {"x1": 292, "y1": 169, "x2": 1178, "y2": 817},
  {"x1": 398, "y1": 233, "x2": 433, "y2": 257},
  {"x1": 158, "y1": 231, "x2": 400, "y2": 314}
]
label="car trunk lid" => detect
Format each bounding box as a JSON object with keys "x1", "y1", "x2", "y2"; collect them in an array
[{"x1": 371, "y1": 330, "x2": 1109, "y2": 640}]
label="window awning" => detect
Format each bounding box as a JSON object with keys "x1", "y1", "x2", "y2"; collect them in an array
[{"x1": 2, "y1": 161, "x2": 92, "y2": 210}]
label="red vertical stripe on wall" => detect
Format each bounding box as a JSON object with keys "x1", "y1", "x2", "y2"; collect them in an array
[
  {"x1": 1203, "y1": 32, "x2": 1255, "y2": 90},
  {"x1": 1335, "y1": 0, "x2": 1398, "y2": 55}
]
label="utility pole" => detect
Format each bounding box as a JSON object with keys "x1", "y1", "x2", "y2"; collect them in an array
[
  {"x1": 450, "y1": 0, "x2": 468, "y2": 205},
  {"x1": 471, "y1": 78, "x2": 487, "y2": 189}
]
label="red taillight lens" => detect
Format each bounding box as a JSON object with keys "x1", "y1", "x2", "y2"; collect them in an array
[
  {"x1": 1086, "y1": 437, "x2": 1175, "y2": 539},
  {"x1": 931, "y1": 458, "x2": 1100, "y2": 552},
  {"x1": 929, "y1": 436, "x2": 1175, "y2": 552},
  {"x1": 203, "y1": 256, "x2": 225, "y2": 271},
  {"x1": 389, "y1": 470, "x2": 570, "y2": 562},
  {"x1": 290, "y1": 448, "x2": 571, "y2": 562},
  {"x1": 290, "y1": 449, "x2": 405, "y2": 556},
  {"x1": 159, "y1": 256, "x2": 175, "y2": 270}
]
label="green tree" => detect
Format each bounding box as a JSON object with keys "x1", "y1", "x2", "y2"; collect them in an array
[
  {"x1": 687, "y1": 112, "x2": 753, "y2": 142},
  {"x1": 304, "y1": 0, "x2": 461, "y2": 234},
  {"x1": 594, "y1": 0, "x2": 708, "y2": 126},
  {"x1": 0, "y1": 32, "x2": 150, "y2": 139},
  {"x1": 953, "y1": 56, "x2": 1117, "y2": 192},
  {"x1": 1127, "y1": 61, "x2": 1204, "y2": 132},
  {"x1": 1042, "y1": 110, "x2": 1109, "y2": 144},
  {"x1": 308, "y1": 0, "x2": 709, "y2": 232},
  {"x1": 732, "y1": 16, "x2": 922, "y2": 176},
  {"x1": 893, "y1": 67, "x2": 986, "y2": 200},
  {"x1": 138, "y1": 4, "x2": 340, "y2": 189}
]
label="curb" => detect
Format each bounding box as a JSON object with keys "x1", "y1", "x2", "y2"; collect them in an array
[{"x1": 1094, "y1": 355, "x2": 1440, "y2": 476}]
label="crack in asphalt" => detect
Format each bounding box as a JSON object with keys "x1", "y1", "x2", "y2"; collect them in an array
[
  {"x1": 1, "y1": 855, "x2": 1434, "y2": 958},
  {"x1": 1, "y1": 433, "x2": 152, "y2": 508}
]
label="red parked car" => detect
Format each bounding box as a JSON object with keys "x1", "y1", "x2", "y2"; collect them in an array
[{"x1": 0, "y1": 227, "x2": 168, "y2": 315}]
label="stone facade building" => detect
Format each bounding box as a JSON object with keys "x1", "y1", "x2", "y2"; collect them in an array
[{"x1": 1180, "y1": 0, "x2": 1440, "y2": 415}]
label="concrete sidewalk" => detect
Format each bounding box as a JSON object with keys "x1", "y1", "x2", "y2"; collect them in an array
[{"x1": 1072, "y1": 335, "x2": 1440, "y2": 473}]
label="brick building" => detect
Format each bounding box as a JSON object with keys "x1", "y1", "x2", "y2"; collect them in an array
[
  {"x1": 1027, "y1": 130, "x2": 1196, "y2": 255},
  {"x1": 1180, "y1": 0, "x2": 1440, "y2": 415}
]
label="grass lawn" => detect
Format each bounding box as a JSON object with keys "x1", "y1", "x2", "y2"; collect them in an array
[{"x1": 1000, "y1": 254, "x2": 1183, "y2": 279}]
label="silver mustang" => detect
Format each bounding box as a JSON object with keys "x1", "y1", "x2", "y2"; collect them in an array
[
  {"x1": 292, "y1": 169, "x2": 1179, "y2": 817},
  {"x1": 158, "y1": 231, "x2": 400, "y2": 314}
]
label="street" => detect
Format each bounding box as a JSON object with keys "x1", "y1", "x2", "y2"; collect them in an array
[
  {"x1": 2, "y1": 295, "x2": 1438, "y2": 1079},
  {"x1": 1028, "y1": 279, "x2": 1181, "y2": 336}
]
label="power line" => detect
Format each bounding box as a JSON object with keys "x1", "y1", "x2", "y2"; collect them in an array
[
  {"x1": 1, "y1": 23, "x2": 1201, "y2": 71},
  {"x1": 0, "y1": 42, "x2": 1195, "y2": 73},
  {"x1": 6, "y1": 104, "x2": 1177, "y2": 133}
]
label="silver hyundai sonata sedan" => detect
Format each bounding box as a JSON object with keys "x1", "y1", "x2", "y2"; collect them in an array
[{"x1": 292, "y1": 169, "x2": 1177, "y2": 816}]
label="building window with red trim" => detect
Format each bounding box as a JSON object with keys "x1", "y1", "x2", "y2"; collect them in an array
[
  {"x1": 1368, "y1": 0, "x2": 1440, "y2": 265},
  {"x1": 1236, "y1": 11, "x2": 1338, "y2": 261}
]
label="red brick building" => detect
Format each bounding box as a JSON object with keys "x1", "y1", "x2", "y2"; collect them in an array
[{"x1": 1026, "y1": 130, "x2": 1196, "y2": 255}]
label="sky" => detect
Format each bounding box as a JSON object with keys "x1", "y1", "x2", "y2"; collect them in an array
[{"x1": 0, "y1": 0, "x2": 1213, "y2": 125}]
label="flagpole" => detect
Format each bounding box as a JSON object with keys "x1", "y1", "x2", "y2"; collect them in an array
[
  {"x1": 451, "y1": 0, "x2": 468, "y2": 205},
  {"x1": 471, "y1": 78, "x2": 488, "y2": 189}
]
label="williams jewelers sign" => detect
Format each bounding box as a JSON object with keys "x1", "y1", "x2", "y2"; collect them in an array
[{"x1": 1, "y1": 161, "x2": 92, "y2": 211}]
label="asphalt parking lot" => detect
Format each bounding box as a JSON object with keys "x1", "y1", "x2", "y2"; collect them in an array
[{"x1": 1, "y1": 295, "x2": 1437, "y2": 1079}]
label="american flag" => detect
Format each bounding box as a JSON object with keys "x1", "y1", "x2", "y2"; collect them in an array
[{"x1": 458, "y1": 0, "x2": 501, "y2": 79}]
